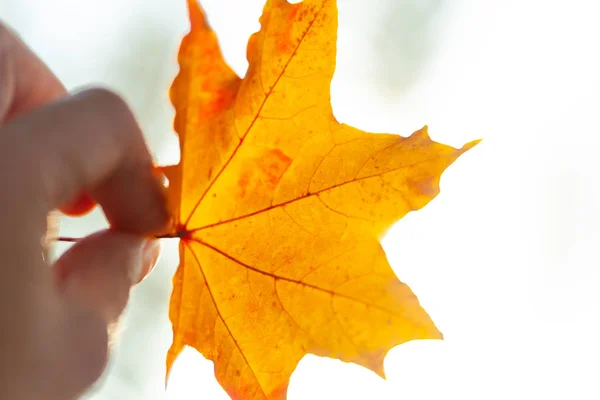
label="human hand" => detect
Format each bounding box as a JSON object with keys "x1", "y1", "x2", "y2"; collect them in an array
[{"x1": 0, "y1": 23, "x2": 171, "y2": 399}]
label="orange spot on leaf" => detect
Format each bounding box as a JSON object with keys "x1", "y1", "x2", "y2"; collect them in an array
[{"x1": 258, "y1": 149, "x2": 292, "y2": 186}]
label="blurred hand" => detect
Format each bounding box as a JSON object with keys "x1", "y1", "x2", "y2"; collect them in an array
[{"x1": 0, "y1": 23, "x2": 171, "y2": 399}]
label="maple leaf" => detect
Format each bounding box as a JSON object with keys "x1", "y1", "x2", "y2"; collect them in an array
[{"x1": 162, "y1": 0, "x2": 479, "y2": 398}]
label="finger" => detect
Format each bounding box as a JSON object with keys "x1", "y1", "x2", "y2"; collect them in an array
[
  {"x1": 0, "y1": 87, "x2": 171, "y2": 237},
  {"x1": 60, "y1": 192, "x2": 97, "y2": 216},
  {"x1": 55, "y1": 230, "x2": 161, "y2": 325},
  {"x1": 0, "y1": 23, "x2": 66, "y2": 123},
  {"x1": 43, "y1": 231, "x2": 160, "y2": 398}
]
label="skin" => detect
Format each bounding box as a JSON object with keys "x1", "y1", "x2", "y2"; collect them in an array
[{"x1": 0, "y1": 23, "x2": 171, "y2": 399}]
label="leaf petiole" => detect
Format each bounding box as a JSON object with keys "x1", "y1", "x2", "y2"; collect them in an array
[
  {"x1": 55, "y1": 232, "x2": 182, "y2": 243},
  {"x1": 55, "y1": 236, "x2": 80, "y2": 242}
]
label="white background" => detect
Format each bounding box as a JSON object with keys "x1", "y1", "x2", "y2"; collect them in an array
[{"x1": 1, "y1": 0, "x2": 599, "y2": 398}]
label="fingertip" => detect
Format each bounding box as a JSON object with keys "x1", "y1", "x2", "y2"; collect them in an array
[
  {"x1": 135, "y1": 238, "x2": 162, "y2": 284},
  {"x1": 97, "y1": 166, "x2": 172, "y2": 235},
  {"x1": 54, "y1": 230, "x2": 148, "y2": 324},
  {"x1": 60, "y1": 192, "x2": 97, "y2": 216}
]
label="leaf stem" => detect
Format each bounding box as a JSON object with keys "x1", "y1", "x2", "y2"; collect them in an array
[
  {"x1": 55, "y1": 236, "x2": 80, "y2": 242},
  {"x1": 55, "y1": 233, "x2": 181, "y2": 243}
]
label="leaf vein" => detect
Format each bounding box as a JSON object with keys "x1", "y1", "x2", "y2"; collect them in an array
[
  {"x1": 196, "y1": 239, "x2": 402, "y2": 318},
  {"x1": 184, "y1": 241, "x2": 267, "y2": 398},
  {"x1": 190, "y1": 158, "x2": 434, "y2": 233},
  {"x1": 182, "y1": 3, "x2": 325, "y2": 227}
]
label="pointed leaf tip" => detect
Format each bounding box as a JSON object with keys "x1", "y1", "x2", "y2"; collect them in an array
[
  {"x1": 461, "y1": 138, "x2": 483, "y2": 153},
  {"x1": 187, "y1": 0, "x2": 208, "y2": 28}
]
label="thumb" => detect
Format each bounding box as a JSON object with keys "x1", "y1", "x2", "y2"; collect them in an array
[
  {"x1": 47, "y1": 230, "x2": 161, "y2": 397},
  {"x1": 55, "y1": 230, "x2": 161, "y2": 326}
]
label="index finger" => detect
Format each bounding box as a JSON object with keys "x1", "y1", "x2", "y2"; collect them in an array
[{"x1": 0, "y1": 87, "x2": 171, "y2": 237}]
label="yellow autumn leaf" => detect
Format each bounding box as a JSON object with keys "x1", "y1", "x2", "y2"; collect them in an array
[{"x1": 163, "y1": 0, "x2": 479, "y2": 398}]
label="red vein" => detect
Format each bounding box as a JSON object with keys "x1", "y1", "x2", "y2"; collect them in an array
[
  {"x1": 259, "y1": 104, "x2": 317, "y2": 121},
  {"x1": 316, "y1": 194, "x2": 369, "y2": 221},
  {"x1": 195, "y1": 239, "x2": 403, "y2": 318},
  {"x1": 182, "y1": 5, "x2": 325, "y2": 228},
  {"x1": 305, "y1": 141, "x2": 337, "y2": 195},
  {"x1": 189, "y1": 158, "x2": 427, "y2": 234},
  {"x1": 353, "y1": 137, "x2": 406, "y2": 181},
  {"x1": 183, "y1": 240, "x2": 267, "y2": 398},
  {"x1": 281, "y1": 206, "x2": 315, "y2": 237},
  {"x1": 331, "y1": 295, "x2": 360, "y2": 354},
  {"x1": 170, "y1": 242, "x2": 186, "y2": 357},
  {"x1": 273, "y1": 280, "x2": 317, "y2": 346}
]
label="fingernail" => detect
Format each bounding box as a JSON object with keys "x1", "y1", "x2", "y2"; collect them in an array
[
  {"x1": 134, "y1": 238, "x2": 161, "y2": 284},
  {"x1": 152, "y1": 165, "x2": 169, "y2": 188},
  {"x1": 150, "y1": 168, "x2": 173, "y2": 235}
]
